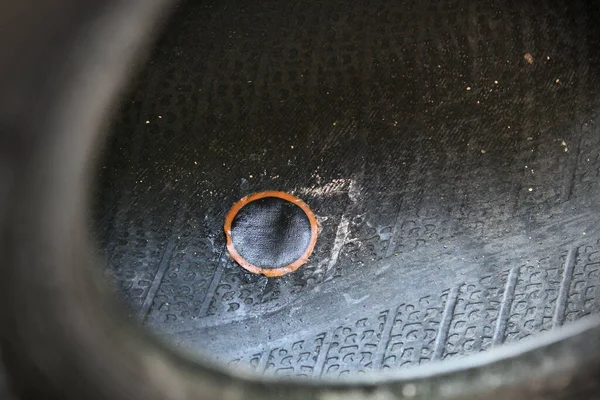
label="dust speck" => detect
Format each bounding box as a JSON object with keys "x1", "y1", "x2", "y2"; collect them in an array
[{"x1": 524, "y1": 53, "x2": 534, "y2": 64}]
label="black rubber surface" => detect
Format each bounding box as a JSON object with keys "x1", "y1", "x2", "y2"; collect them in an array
[
  {"x1": 93, "y1": 0, "x2": 600, "y2": 378},
  {"x1": 231, "y1": 197, "x2": 312, "y2": 269}
]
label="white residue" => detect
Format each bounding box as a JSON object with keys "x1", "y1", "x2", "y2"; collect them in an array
[{"x1": 296, "y1": 178, "x2": 355, "y2": 198}]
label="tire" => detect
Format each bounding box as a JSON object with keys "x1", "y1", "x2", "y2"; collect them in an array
[{"x1": 0, "y1": 1, "x2": 599, "y2": 399}]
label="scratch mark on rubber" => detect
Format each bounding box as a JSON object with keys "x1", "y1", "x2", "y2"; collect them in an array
[
  {"x1": 372, "y1": 308, "x2": 398, "y2": 369},
  {"x1": 342, "y1": 293, "x2": 370, "y2": 305},
  {"x1": 197, "y1": 249, "x2": 228, "y2": 318},
  {"x1": 138, "y1": 206, "x2": 185, "y2": 321},
  {"x1": 492, "y1": 267, "x2": 519, "y2": 346},
  {"x1": 314, "y1": 333, "x2": 332, "y2": 378},
  {"x1": 256, "y1": 351, "x2": 270, "y2": 374},
  {"x1": 385, "y1": 211, "x2": 403, "y2": 259},
  {"x1": 323, "y1": 215, "x2": 350, "y2": 280},
  {"x1": 432, "y1": 286, "x2": 459, "y2": 361},
  {"x1": 553, "y1": 247, "x2": 578, "y2": 328}
]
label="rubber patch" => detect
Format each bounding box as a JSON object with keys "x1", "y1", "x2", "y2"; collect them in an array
[{"x1": 224, "y1": 191, "x2": 318, "y2": 277}]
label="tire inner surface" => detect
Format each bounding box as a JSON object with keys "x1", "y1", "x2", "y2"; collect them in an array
[{"x1": 93, "y1": 0, "x2": 600, "y2": 377}]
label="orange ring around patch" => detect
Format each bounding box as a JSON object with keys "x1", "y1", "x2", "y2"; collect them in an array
[{"x1": 224, "y1": 191, "x2": 319, "y2": 278}]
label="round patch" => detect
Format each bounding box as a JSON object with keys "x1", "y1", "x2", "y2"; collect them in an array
[{"x1": 224, "y1": 191, "x2": 318, "y2": 277}]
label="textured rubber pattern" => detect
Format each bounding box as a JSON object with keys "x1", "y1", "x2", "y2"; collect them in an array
[{"x1": 93, "y1": 0, "x2": 600, "y2": 378}]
